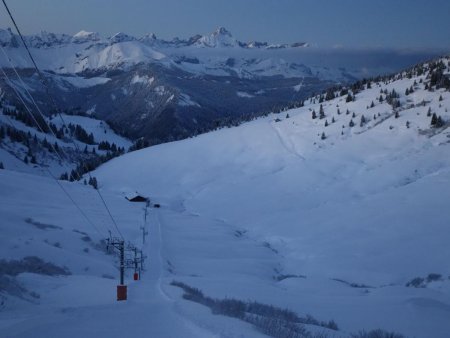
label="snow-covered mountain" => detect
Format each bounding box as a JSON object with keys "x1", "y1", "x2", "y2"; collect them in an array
[
  {"x1": 193, "y1": 27, "x2": 239, "y2": 48},
  {"x1": 1, "y1": 56, "x2": 449, "y2": 337},
  {"x1": 0, "y1": 26, "x2": 437, "y2": 78},
  {"x1": 0, "y1": 27, "x2": 441, "y2": 144}
]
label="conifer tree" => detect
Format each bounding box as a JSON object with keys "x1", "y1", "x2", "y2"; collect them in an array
[
  {"x1": 319, "y1": 104, "x2": 325, "y2": 119},
  {"x1": 431, "y1": 113, "x2": 438, "y2": 126},
  {"x1": 89, "y1": 177, "x2": 98, "y2": 189},
  {"x1": 325, "y1": 89, "x2": 335, "y2": 101},
  {"x1": 360, "y1": 115, "x2": 366, "y2": 127}
]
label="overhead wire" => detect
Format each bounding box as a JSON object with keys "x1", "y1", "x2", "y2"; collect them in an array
[
  {"x1": 1, "y1": 0, "x2": 124, "y2": 239},
  {"x1": 1, "y1": 45, "x2": 122, "y2": 238},
  {"x1": 0, "y1": 46, "x2": 82, "y2": 178},
  {"x1": 0, "y1": 67, "x2": 105, "y2": 237}
]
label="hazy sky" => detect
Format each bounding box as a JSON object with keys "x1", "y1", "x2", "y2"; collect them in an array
[{"x1": 1, "y1": 0, "x2": 449, "y2": 49}]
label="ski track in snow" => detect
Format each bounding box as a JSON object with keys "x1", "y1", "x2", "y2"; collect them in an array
[{"x1": 270, "y1": 119, "x2": 306, "y2": 161}]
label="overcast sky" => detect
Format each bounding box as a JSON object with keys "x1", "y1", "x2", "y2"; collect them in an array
[{"x1": 1, "y1": 0, "x2": 449, "y2": 49}]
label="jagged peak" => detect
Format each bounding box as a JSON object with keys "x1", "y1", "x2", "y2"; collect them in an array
[
  {"x1": 195, "y1": 27, "x2": 238, "y2": 48},
  {"x1": 142, "y1": 33, "x2": 157, "y2": 40},
  {"x1": 213, "y1": 27, "x2": 232, "y2": 37}
]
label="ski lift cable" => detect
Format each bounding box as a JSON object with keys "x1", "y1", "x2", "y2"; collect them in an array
[
  {"x1": 2, "y1": 0, "x2": 124, "y2": 240},
  {"x1": 0, "y1": 68, "x2": 105, "y2": 237},
  {"x1": 0, "y1": 58, "x2": 122, "y2": 240},
  {"x1": 0, "y1": 45, "x2": 84, "y2": 180},
  {"x1": 0, "y1": 49, "x2": 115, "y2": 238}
]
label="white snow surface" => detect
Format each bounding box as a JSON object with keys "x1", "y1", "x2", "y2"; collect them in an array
[
  {"x1": 55, "y1": 75, "x2": 110, "y2": 89},
  {"x1": 130, "y1": 74, "x2": 155, "y2": 86},
  {"x1": 49, "y1": 114, "x2": 131, "y2": 150},
  {"x1": 1, "y1": 61, "x2": 450, "y2": 337},
  {"x1": 0, "y1": 170, "x2": 258, "y2": 338}
]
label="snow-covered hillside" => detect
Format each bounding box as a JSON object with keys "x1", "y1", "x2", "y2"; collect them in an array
[
  {"x1": 1, "y1": 57, "x2": 450, "y2": 337},
  {"x1": 0, "y1": 96, "x2": 132, "y2": 176},
  {"x1": 93, "y1": 57, "x2": 450, "y2": 337}
]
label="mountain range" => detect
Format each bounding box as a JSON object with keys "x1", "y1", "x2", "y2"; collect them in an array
[{"x1": 0, "y1": 26, "x2": 441, "y2": 143}]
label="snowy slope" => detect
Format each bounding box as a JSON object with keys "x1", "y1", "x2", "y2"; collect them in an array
[
  {"x1": 0, "y1": 103, "x2": 132, "y2": 176},
  {"x1": 0, "y1": 170, "x2": 255, "y2": 338},
  {"x1": 92, "y1": 58, "x2": 450, "y2": 337},
  {"x1": 48, "y1": 114, "x2": 131, "y2": 150}
]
